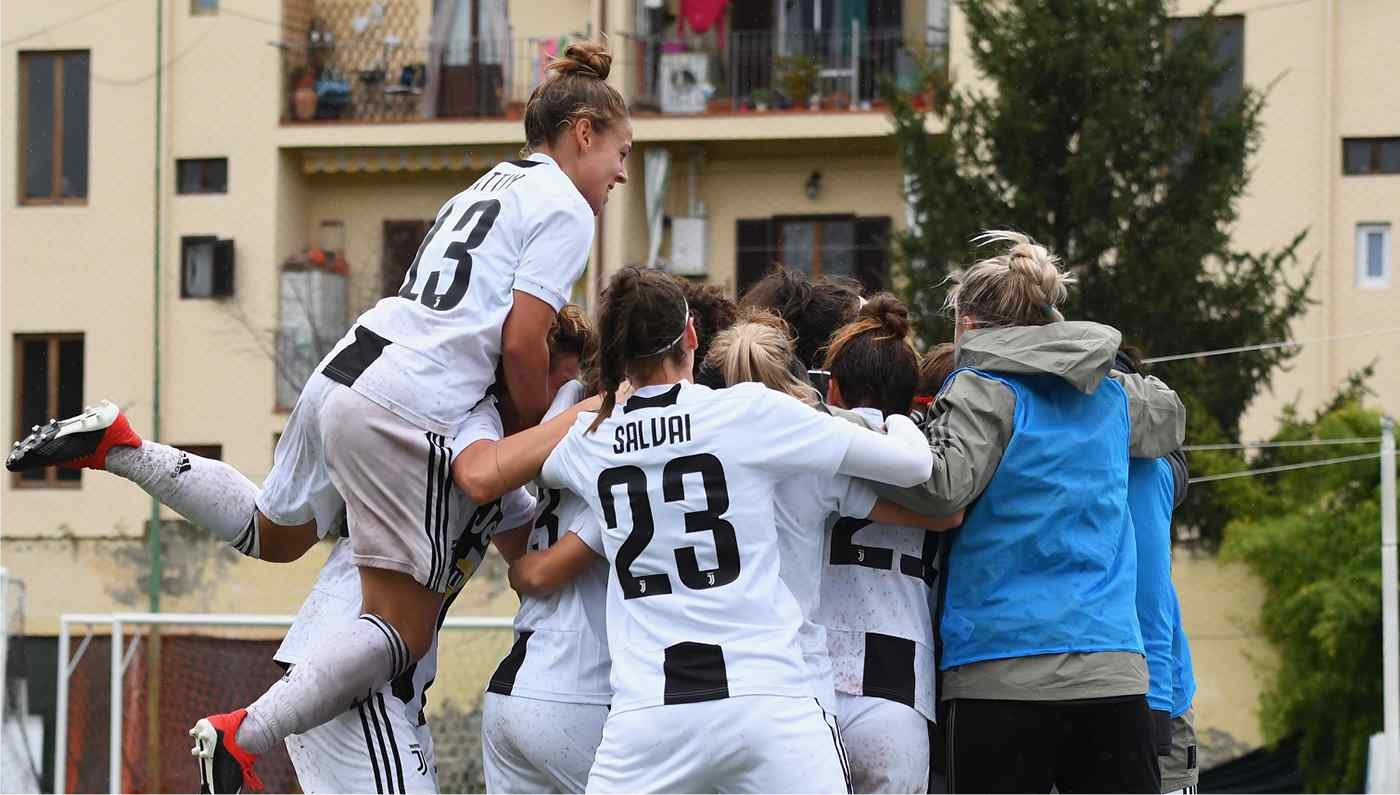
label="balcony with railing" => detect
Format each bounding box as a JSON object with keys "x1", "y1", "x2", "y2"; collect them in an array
[
  {"x1": 279, "y1": 0, "x2": 584, "y2": 126},
  {"x1": 620, "y1": 23, "x2": 946, "y2": 117}
]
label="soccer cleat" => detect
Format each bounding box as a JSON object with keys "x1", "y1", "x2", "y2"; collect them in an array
[
  {"x1": 190, "y1": 709, "x2": 264, "y2": 794},
  {"x1": 5, "y1": 400, "x2": 141, "y2": 472}
]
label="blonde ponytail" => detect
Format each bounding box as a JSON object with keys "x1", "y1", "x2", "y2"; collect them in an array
[{"x1": 704, "y1": 311, "x2": 820, "y2": 406}]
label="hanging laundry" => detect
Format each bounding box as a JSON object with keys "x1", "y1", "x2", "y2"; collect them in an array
[{"x1": 677, "y1": 0, "x2": 729, "y2": 36}]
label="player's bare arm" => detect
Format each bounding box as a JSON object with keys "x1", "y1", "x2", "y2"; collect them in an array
[
  {"x1": 507, "y1": 532, "x2": 604, "y2": 597},
  {"x1": 502, "y1": 290, "x2": 560, "y2": 430},
  {"x1": 453, "y1": 392, "x2": 603, "y2": 504}
]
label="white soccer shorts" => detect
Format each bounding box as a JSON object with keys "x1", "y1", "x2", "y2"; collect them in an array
[
  {"x1": 257, "y1": 372, "x2": 346, "y2": 536},
  {"x1": 586, "y1": 695, "x2": 851, "y2": 794},
  {"x1": 835, "y1": 692, "x2": 930, "y2": 794},
  {"x1": 285, "y1": 684, "x2": 437, "y2": 794},
  {"x1": 481, "y1": 692, "x2": 607, "y2": 793}
]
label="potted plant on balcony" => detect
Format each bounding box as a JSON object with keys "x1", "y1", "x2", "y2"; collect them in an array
[
  {"x1": 750, "y1": 87, "x2": 773, "y2": 112},
  {"x1": 290, "y1": 66, "x2": 318, "y2": 121},
  {"x1": 774, "y1": 54, "x2": 820, "y2": 112}
]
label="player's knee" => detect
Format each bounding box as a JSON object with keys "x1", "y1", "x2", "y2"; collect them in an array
[{"x1": 359, "y1": 567, "x2": 441, "y2": 661}]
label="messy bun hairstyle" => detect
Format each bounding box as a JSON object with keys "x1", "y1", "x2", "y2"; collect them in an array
[
  {"x1": 589, "y1": 266, "x2": 690, "y2": 432},
  {"x1": 823, "y1": 293, "x2": 920, "y2": 417},
  {"x1": 946, "y1": 230, "x2": 1075, "y2": 328},
  {"x1": 549, "y1": 304, "x2": 599, "y2": 392},
  {"x1": 524, "y1": 41, "x2": 628, "y2": 152},
  {"x1": 739, "y1": 266, "x2": 863, "y2": 369},
  {"x1": 704, "y1": 310, "x2": 820, "y2": 406}
]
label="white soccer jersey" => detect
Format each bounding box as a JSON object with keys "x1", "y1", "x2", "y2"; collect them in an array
[
  {"x1": 276, "y1": 401, "x2": 536, "y2": 725},
  {"x1": 327, "y1": 153, "x2": 594, "y2": 436},
  {"x1": 816, "y1": 410, "x2": 940, "y2": 720},
  {"x1": 540, "y1": 380, "x2": 866, "y2": 715},
  {"x1": 488, "y1": 381, "x2": 612, "y2": 705},
  {"x1": 773, "y1": 444, "x2": 879, "y2": 711}
]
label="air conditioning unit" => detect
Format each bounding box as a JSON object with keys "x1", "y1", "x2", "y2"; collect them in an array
[
  {"x1": 181, "y1": 236, "x2": 235, "y2": 298},
  {"x1": 668, "y1": 216, "x2": 708, "y2": 276},
  {"x1": 659, "y1": 53, "x2": 708, "y2": 114}
]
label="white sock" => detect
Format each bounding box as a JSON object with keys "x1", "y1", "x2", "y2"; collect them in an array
[
  {"x1": 235, "y1": 614, "x2": 410, "y2": 754},
  {"x1": 105, "y1": 443, "x2": 260, "y2": 556}
]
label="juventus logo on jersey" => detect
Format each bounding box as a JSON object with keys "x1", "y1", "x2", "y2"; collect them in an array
[{"x1": 411, "y1": 743, "x2": 427, "y2": 775}]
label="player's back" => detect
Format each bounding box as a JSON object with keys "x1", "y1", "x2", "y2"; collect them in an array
[
  {"x1": 815, "y1": 408, "x2": 940, "y2": 718},
  {"x1": 335, "y1": 154, "x2": 593, "y2": 436},
  {"x1": 543, "y1": 381, "x2": 863, "y2": 714}
]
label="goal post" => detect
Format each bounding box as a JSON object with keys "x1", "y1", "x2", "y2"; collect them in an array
[{"x1": 56, "y1": 612, "x2": 515, "y2": 794}]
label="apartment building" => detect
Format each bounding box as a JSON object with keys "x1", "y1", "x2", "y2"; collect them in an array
[{"x1": 1, "y1": 0, "x2": 1396, "y2": 788}]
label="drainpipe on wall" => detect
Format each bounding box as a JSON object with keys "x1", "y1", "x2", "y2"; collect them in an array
[{"x1": 149, "y1": 0, "x2": 164, "y2": 614}]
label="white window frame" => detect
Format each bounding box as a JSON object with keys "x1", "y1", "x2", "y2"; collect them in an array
[{"x1": 1356, "y1": 223, "x2": 1392, "y2": 289}]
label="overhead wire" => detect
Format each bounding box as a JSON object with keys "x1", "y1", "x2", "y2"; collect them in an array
[
  {"x1": 1183, "y1": 436, "x2": 1383, "y2": 452},
  {"x1": 1143, "y1": 327, "x2": 1400, "y2": 364},
  {"x1": 1189, "y1": 451, "x2": 1396, "y2": 485}
]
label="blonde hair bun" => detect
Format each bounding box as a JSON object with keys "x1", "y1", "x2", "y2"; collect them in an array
[
  {"x1": 548, "y1": 41, "x2": 612, "y2": 81},
  {"x1": 947, "y1": 230, "x2": 1075, "y2": 326}
]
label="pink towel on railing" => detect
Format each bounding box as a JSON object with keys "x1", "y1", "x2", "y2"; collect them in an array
[{"x1": 678, "y1": 0, "x2": 728, "y2": 38}]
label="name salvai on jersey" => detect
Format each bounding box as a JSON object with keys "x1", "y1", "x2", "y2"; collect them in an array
[
  {"x1": 489, "y1": 381, "x2": 611, "y2": 705},
  {"x1": 330, "y1": 153, "x2": 593, "y2": 437},
  {"x1": 540, "y1": 381, "x2": 866, "y2": 715},
  {"x1": 816, "y1": 408, "x2": 941, "y2": 720}
]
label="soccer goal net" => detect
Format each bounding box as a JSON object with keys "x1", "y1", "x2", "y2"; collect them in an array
[{"x1": 55, "y1": 612, "x2": 515, "y2": 794}]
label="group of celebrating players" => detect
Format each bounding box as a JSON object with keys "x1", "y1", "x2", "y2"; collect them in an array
[{"x1": 6, "y1": 40, "x2": 1200, "y2": 795}]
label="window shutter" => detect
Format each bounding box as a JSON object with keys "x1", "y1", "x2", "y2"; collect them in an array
[
  {"x1": 212, "y1": 239, "x2": 236, "y2": 296},
  {"x1": 382, "y1": 220, "x2": 431, "y2": 298},
  {"x1": 735, "y1": 218, "x2": 774, "y2": 298},
  {"x1": 854, "y1": 216, "x2": 892, "y2": 294}
]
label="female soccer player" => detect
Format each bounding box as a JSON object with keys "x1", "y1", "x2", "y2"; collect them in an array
[
  {"x1": 870, "y1": 231, "x2": 1187, "y2": 794},
  {"x1": 453, "y1": 266, "x2": 935, "y2": 792},
  {"x1": 6, "y1": 42, "x2": 629, "y2": 793}
]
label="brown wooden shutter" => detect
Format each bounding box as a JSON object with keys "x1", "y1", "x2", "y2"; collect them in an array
[
  {"x1": 382, "y1": 220, "x2": 431, "y2": 298},
  {"x1": 735, "y1": 218, "x2": 774, "y2": 299},
  {"x1": 854, "y1": 215, "x2": 892, "y2": 294}
]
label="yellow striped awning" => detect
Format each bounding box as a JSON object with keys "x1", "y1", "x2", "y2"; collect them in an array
[{"x1": 300, "y1": 146, "x2": 522, "y2": 175}]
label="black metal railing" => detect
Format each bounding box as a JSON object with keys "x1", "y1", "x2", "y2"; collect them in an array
[
  {"x1": 281, "y1": 34, "x2": 577, "y2": 123},
  {"x1": 625, "y1": 25, "x2": 945, "y2": 114}
]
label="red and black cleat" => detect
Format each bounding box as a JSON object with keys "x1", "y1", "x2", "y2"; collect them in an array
[
  {"x1": 190, "y1": 709, "x2": 264, "y2": 794},
  {"x1": 5, "y1": 400, "x2": 141, "y2": 472}
]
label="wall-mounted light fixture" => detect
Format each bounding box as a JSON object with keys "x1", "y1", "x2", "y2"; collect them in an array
[{"x1": 805, "y1": 170, "x2": 823, "y2": 200}]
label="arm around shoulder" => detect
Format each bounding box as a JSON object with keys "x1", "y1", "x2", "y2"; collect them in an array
[{"x1": 1109, "y1": 371, "x2": 1186, "y2": 459}]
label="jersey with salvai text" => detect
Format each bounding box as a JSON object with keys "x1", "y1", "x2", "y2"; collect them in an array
[
  {"x1": 541, "y1": 381, "x2": 864, "y2": 715},
  {"x1": 487, "y1": 380, "x2": 611, "y2": 705},
  {"x1": 327, "y1": 152, "x2": 593, "y2": 436},
  {"x1": 276, "y1": 399, "x2": 536, "y2": 725},
  {"x1": 815, "y1": 407, "x2": 940, "y2": 720}
]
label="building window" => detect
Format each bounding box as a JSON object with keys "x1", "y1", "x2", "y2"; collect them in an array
[
  {"x1": 174, "y1": 444, "x2": 223, "y2": 461},
  {"x1": 181, "y1": 236, "x2": 235, "y2": 297},
  {"x1": 177, "y1": 158, "x2": 228, "y2": 194},
  {"x1": 1343, "y1": 138, "x2": 1400, "y2": 176},
  {"x1": 1356, "y1": 224, "x2": 1391, "y2": 289},
  {"x1": 736, "y1": 215, "x2": 891, "y2": 297},
  {"x1": 18, "y1": 51, "x2": 90, "y2": 204},
  {"x1": 13, "y1": 334, "x2": 84, "y2": 487},
  {"x1": 1168, "y1": 15, "x2": 1244, "y2": 118},
  {"x1": 191, "y1": 0, "x2": 218, "y2": 14}
]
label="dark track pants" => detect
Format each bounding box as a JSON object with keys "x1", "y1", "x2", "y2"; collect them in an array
[{"x1": 945, "y1": 695, "x2": 1160, "y2": 794}]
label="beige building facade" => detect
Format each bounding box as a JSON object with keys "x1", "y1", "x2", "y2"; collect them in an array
[{"x1": 1, "y1": 0, "x2": 1396, "y2": 784}]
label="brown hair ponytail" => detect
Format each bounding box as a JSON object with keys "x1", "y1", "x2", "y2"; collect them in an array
[
  {"x1": 524, "y1": 42, "x2": 628, "y2": 152},
  {"x1": 589, "y1": 266, "x2": 690, "y2": 432},
  {"x1": 823, "y1": 293, "x2": 920, "y2": 416}
]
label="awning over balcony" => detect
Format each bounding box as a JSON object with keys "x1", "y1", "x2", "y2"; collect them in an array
[{"x1": 299, "y1": 145, "x2": 519, "y2": 175}]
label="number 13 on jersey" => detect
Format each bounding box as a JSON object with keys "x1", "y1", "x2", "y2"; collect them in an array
[{"x1": 399, "y1": 199, "x2": 501, "y2": 311}]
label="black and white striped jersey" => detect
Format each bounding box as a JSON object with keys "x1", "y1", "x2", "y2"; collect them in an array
[
  {"x1": 816, "y1": 411, "x2": 940, "y2": 720},
  {"x1": 540, "y1": 381, "x2": 866, "y2": 715},
  {"x1": 488, "y1": 381, "x2": 611, "y2": 705},
  {"x1": 338, "y1": 153, "x2": 593, "y2": 437}
]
